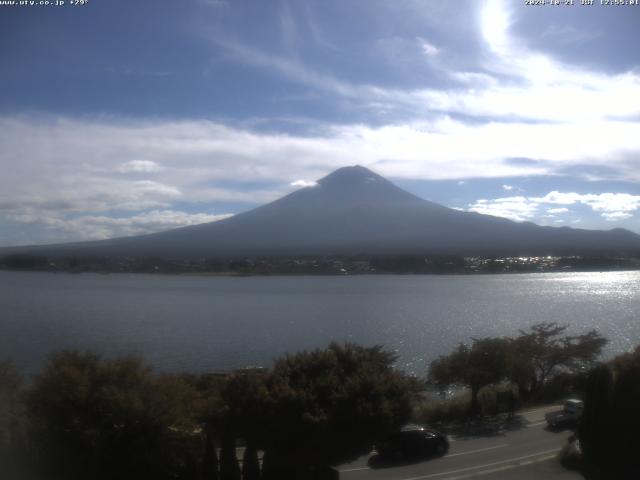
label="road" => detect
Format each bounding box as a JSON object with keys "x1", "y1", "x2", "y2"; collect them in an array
[{"x1": 337, "y1": 406, "x2": 583, "y2": 480}]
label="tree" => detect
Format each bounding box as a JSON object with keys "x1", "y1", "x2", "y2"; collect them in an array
[
  {"x1": 0, "y1": 360, "x2": 25, "y2": 477},
  {"x1": 219, "y1": 370, "x2": 269, "y2": 480},
  {"x1": 185, "y1": 368, "x2": 269, "y2": 480},
  {"x1": 261, "y1": 343, "x2": 419, "y2": 479},
  {"x1": 429, "y1": 338, "x2": 509, "y2": 415},
  {"x1": 26, "y1": 350, "x2": 201, "y2": 480},
  {"x1": 580, "y1": 346, "x2": 640, "y2": 479},
  {"x1": 0, "y1": 359, "x2": 22, "y2": 446},
  {"x1": 506, "y1": 323, "x2": 607, "y2": 399},
  {"x1": 185, "y1": 372, "x2": 224, "y2": 480}
]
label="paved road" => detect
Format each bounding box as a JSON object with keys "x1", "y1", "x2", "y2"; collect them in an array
[{"x1": 338, "y1": 406, "x2": 583, "y2": 480}]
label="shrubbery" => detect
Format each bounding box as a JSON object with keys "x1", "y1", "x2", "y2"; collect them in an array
[
  {"x1": 2, "y1": 343, "x2": 419, "y2": 480},
  {"x1": 0, "y1": 325, "x2": 630, "y2": 480},
  {"x1": 428, "y1": 323, "x2": 606, "y2": 415},
  {"x1": 26, "y1": 351, "x2": 201, "y2": 480}
]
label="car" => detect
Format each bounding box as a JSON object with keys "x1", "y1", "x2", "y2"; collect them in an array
[
  {"x1": 545, "y1": 399, "x2": 584, "y2": 430},
  {"x1": 375, "y1": 425, "x2": 449, "y2": 460}
]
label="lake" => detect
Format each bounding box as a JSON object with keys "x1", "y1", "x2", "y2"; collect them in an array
[{"x1": 1, "y1": 270, "x2": 639, "y2": 376}]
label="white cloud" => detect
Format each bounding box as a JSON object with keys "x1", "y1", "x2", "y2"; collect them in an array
[
  {"x1": 134, "y1": 180, "x2": 181, "y2": 196},
  {"x1": 576, "y1": 193, "x2": 640, "y2": 221},
  {"x1": 1, "y1": 112, "x2": 639, "y2": 243},
  {"x1": 601, "y1": 211, "x2": 632, "y2": 221},
  {"x1": 474, "y1": 0, "x2": 640, "y2": 124},
  {"x1": 214, "y1": 0, "x2": 640, "y2": 127},
  {"x1": 290, "y1": 180, "x2": 318, "y2": 188},
  {"x1": 469, "y1": 192, "x2": 640, "y2": 223},
  {"x1": 211, "y1": 34, "x2": 640, "y2": 180},
  {"x1": 1, "y1": 115, "x2": 639, "y2": 215},
  {"x1": 418, "y1": 38, "x2": 439, "y2": 57},
  {"x1": 468, "y1": 196, "x2": 538, "y2": 222},
  {"x1": 117, "y1": 160, "x2": 163, "y2": 173},
  {"x1": 547, "y1": 207, "x2": 569, "y2": 214},
  {"x1": 12, "y1": 210, "x2": 233, "y2": 241}
]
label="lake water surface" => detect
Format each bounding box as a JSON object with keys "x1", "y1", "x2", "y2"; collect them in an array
[{"x1": 1, "y1": 270, "x2": 639, "y2": 376}]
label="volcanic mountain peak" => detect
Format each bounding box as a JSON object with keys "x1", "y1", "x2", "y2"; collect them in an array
[
  {"x1": 300, "y1": 165, "x2": 423, "y2": 207},
  {"x1": 3, "y1": 165, "x2": 640, "y2": 259},
  {"x1": 318, "y1": 165, "x2": 387, "y2": 186}
]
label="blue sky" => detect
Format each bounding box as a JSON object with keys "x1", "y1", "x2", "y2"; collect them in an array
[{"x1": 1, "y1": 0, "x2": 640, "y2": 245}]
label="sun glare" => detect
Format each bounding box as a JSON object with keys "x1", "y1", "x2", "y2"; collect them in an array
[{"x1": 480, "y1": 0, "x2": 512, "y2": 54}]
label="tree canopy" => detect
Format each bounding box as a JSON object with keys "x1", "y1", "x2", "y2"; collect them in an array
[
  {"x1": 0, "y1": 360, "x2": 24, "y2": 477},
  {"x1": 261, "y1": 343, "x2": 420, "y2": 477},
  {"x1": 429, "y1": 337, "x2": 509, "y2": 415},
  {"x1": 580, "y1": 346, "x2": 640, "y2": 478},
  {"x1": 429, "y1": 323, "x2": 608, "y2": 414},
  {"x1": 507, "y1": 322, "x2": 607, "y2": 399},
  {"x1": 26, "y1": 351, "x2": 201, "y2": 480},
  {"x1": 19, "y1": 343, "x2": 419, "y2": 480}
]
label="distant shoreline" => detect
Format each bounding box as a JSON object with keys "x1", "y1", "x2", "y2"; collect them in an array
[
  {"x1": 2, "y1": 265, "x2": 640, "y2": 277},
  {"x1": 3, "y1": 251, "x2": 640, "y2": 276}
]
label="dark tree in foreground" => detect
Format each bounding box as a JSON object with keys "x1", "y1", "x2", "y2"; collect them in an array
[
  {"x1": 219, "y1": 371, "x2": 269, "y2": 480},
  {"x1": 429, "y1": 338, "x2": 508, "y2": 415},
  {"x1": 0, "y1": 360, "x2": 25, "y2": 477},
  {"x1": 261, "y1": 343, "x2": 420, "y2": 480},
  {"x1": 26, "y1": 351, "x2": 201, "y2": 480},
  {"x1": 507, "y1": 323, "x2": 607, "y2": 400},
  {"x1": 580, "y1": 346, "x2": 640, "y2": 479},
  {"x1": 184, "y1": 371, "x2": 225, "y2": 480}
]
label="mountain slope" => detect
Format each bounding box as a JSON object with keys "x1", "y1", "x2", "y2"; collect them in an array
[{"x1": 4, "y1": 166, "x2": 640, "y2": 258}]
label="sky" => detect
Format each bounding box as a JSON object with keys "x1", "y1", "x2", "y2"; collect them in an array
[{"x1": 1, "y1": 0, "x2": 640, "y2": 246}]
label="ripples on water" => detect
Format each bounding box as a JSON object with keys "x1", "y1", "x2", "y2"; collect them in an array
[{"x1": 1, "y1": 271, "x2": 638, "y2": 376}]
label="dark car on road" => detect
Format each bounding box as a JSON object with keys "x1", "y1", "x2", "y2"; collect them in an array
[
  {"x1": 375, "y1": 425, "x2": 449, "y2": 460},
  {"x1": 545, "y1": 399, "x2": 584, "y2": 430}
]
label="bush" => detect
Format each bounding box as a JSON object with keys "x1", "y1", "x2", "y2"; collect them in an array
[
  {"x1": 413, "y1": 385, "x2": 516, "y2": 425},
  {"x1": 261, "y1": 343, "x2": 420, "y2": 478},
  {"x1": 413, "y1": 394, "x2": 471, "y2": 424},
  {"x1": 26, "y1": 351, "x2": 201, "y2": 480}
]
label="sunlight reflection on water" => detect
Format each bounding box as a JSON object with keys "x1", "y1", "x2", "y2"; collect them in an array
[{"x1": 1, "y1": 270, "x2": 639, "y2": 376}]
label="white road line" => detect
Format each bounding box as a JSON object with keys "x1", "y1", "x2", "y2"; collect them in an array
[
  {"x1": 526, "y1": 421, "x2": 547, "y2": 428},
  {"x1": 339, "y1": 443, "x2": 510, "y2": 473},
  {"x1": 437, "y1": 454, "x2": 558, "y2": 480},
  {"x1": 401, "y1": 448, "x2": 561, "y2": 480},
  {"x1": 339, "y1": 466, "x2": 369, "y2": 473},
  {"x1": 520, "y1": 405, "x2": 561, "y2": 415},
  {"x1": 445, "y1": 443, "x2": 509, "y2": 458}
]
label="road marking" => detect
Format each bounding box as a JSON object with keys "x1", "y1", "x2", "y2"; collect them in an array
[
  {"x1": 437, "y1": 454, "x2": 558, "y2": 480},
  {"x1": 401, "y1": 448, "x2": 561, "y2": 480},
  {"x1": 526, "y1": 421, "x2": 547, "y2": 428},
  {"x1": 339, "y1": 466, "x2": 369, "y2": 472},
  {"x1": 338, "y1": 444, "x2": 509, "y2": 473},
  {"x1": 340, "y1": 443, "x2": 509, "y2": 472},
  {"x1": 445, "y1": 443, "x2": 509, "y2": 458},
  {"x1": 520, "y1": 405, "x2": 561, "y2": 415}
]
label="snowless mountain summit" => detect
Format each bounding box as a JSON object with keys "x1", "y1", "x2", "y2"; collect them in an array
[{"x1": 6, "y1": 165, "x2": 640, "y2": 258}]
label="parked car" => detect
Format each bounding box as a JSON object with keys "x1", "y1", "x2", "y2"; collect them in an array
[
  {"x1": 545, "y1": 399, "x2": 584, "y2": 430},
  {"x1": 375, "y1": 425, "x2": 449, "y2": 460}
]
